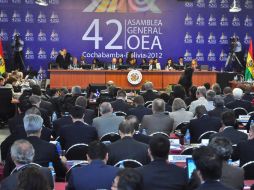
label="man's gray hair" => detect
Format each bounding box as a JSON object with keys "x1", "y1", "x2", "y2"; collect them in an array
[
  {"x1": 99, "y1": 102, "x2": 112, "y2": 114},
  {"x1": 11, "y1": 139, "x2": 34, "y2": 165},
  {"x1": 196, "y1": 86, "x2": 207, "y2": 97},
  {"x1": 23, "y1": 114, "x2": 43, "y2": 134},
  {"x1": 214, "y1": 96, "x2": 225, "y2": 107},
  {"x1": 152, "y1": 98, "x2": 165, "y2": 113},
  {"x1": 29, "y1": 95, "x2": 41, "y2": 105},
  {"x1": 232, "y1": 88, "x2": 243, "y2": 99},
  {"x1": 206, "y1": 90, "x2": 216, "y2": 101},
  {"x1": 71, "y1": 86, "x2": 82, "y2": 95},
  {"x1": 144, "y1": 82, "x2": 153, "y2": 91},
  {"x1": 172, "y1": 98, "x2": 186, "y2": 111}
]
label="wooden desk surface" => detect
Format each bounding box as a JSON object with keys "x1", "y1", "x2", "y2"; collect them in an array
[{"x1": 49, "y1": 69, "x2": 217, "y2": 89}]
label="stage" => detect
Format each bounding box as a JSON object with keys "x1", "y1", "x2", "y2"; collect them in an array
[{"x1": 49, "y1": 69, "x2": 218, "y2": 89}]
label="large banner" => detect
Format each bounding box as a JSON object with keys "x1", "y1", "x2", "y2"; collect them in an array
[{"x1": 0, "y1": 0, "x2": 253, "y2": 71}]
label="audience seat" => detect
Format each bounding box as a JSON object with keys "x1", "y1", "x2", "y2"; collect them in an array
[
  {"x1": 65, "y1": 161, "x2": 88, "y2": 181},
  {"x1": 65, "y1": 144, "x2": 88, "y2": 160},
  {"x1": 113, "y1": 111, "x2": 127, "y2": 116},
  {"x1": 233, "y1": 107, "x2": 248, "y2": 118},
  {"x1": 197, "y1": 131, "x2": 217, "y2": 143},
  {"x1": 100, "y1": 133, "x2": 120, "y2": 143},
  {"x1": 241, "y1": 161, "x2": 254, "y2": 180},
  {"x1": 114, "y1": 159, "x2": 143, "y2": 168},
  {"x1": 149, "y1": 132, "x2": 169, "y2": 138}
]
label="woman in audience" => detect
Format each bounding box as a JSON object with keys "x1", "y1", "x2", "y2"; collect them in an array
[
  {"x1": 169, "y1": 98, "x2": 193, "y2": 131},
  {"x1": 17, "y1": 167, "x2": 51, "y2": 190}
]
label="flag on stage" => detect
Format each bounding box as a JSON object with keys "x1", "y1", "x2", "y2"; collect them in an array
[
  {"x1": 245, "y1": 39, "x2": 254, "y2": 81},
  {"x1": 0, "y1": 39, "x2": 6, "y2": 74}
]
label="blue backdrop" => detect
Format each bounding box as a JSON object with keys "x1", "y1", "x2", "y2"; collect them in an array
[{"x1": 0, "y1": 0, "x2": 253, "y2": 71}]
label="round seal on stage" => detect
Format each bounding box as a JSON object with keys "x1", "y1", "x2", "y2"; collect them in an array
[{"x1": 127, "y1": 70, "x2": 142, "y2": 85}]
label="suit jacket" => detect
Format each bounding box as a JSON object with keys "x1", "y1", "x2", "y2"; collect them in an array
[
  {"x1": 137, "y1": 159, "x2": 187, "y2": 190},
  {"x1": 189, "y1": 97, "x2": 209, "y2": 114},
  {"x1": 242, "y1": 93, "x2": 253, "y2": 102},
  {"x1": 0, "y1": 166, "x2": 54, "y2": 190},
  {"x1": 232, "y1": 139, "x2": 254, "y2": 166},
  {"x1": 196, "y1": 180, "x2": 234, "y2": 190},
  {"x1": 52, "y1": 115, "x2": 73, "y2": 138},
  {"x1": 128, "y1": 105, "x2": 153, "y2": 122},
  {"x1": 59, "y1": 121, "x2": 98, "y2": 150},
  {"x1": 208, "y1": 107, "x2": 230, "y2": 118},
  {"x1": 221, "y1": 162, "x2": 244, "y2": 190},
  {"x1": 226, "y1": 99, "x2": 253, "y2": 112},
  {"x1": 8, "y1": 112, "x2": 25, "y2": 134},
  {"x1": 1, "y1": 125, "x2": 51, "y2": 161},
  {"x1": 56, "y1": 53, "x2": 72, "y2": 69},
  {"x1": 141, "y1": 90, "x2": 160, "y2": 102},
  {"x1": 110, "y1": 99, "x2": 131, "y2": 113},
  {"x1": 133, "y1": 132, "x2": 151, "y2": 144},
  {"x1": 84, "y1": 109, "x2": 96, "y2": 125},
  {"x1": 66, "y1": 160, "x2": 119, "y2": 190},
  {"x1": 3, "y1": 136, "x2": 67, "y2": 178},
  {"x1": 92, "y1": 114, "x2": 124, "y2": 138},
  {"x1": 169, "y1": 108, "x2": 193, "y2": 131},
  {"x1": 210, "y1": 126, "x2": 248, "y2": 145},
  {"x1": 189, "y1": 115, "x2": 221, "y2": 143},
  {"x1": 107, "y1": 137, "x2": 150, "y2": 165},
  {"x1": 224, "y1": 94, "x2": 235, "y2": 105},
  {"x1": 141, "y1": 112, "x2": 174, "y2": 135},
  {"x1": 40, "y1": 99, "x2": 53, "y2": 117}
]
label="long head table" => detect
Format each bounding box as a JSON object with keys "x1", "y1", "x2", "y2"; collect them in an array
[{"x1": 49, "y1": 69, "x2": 217, "y2": 89}]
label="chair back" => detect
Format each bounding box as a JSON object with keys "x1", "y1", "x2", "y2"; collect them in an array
[
  {"x1": 198, "y1": 131, "x2": 217, "y2": 143},
  {"x1": 65, "y1": 161, "x2": 88, "y2": 181},
  {"x1": 114, "y1": 159, "x2": 143, "y2": 168},
  {"x1": 144, "y1": 101, "x2": 153, "y2": 108},
  {"x1": 181, "y1": 147, "x2": 194, "y2": 155},
  {"x1": 149, "y1": 132, "x2": 169, "y2": 138},
  {"x1": 248, "y1": 111, "x2": 254, "y2": 116},
  {"x1": 10, "y1": 163, "x2": 42, "y2": 175},
  {"x1": 100, "y1": 133, "x2": 120, "y2": 143},
  {"x1": 175, "y1": 121, "x2": 190, "y2": 135},
  {"x1": 65, "y1": 143, "x2": 88, "y2": 160},
  {"x1": 233, "y1": 107, "x2": 248, "y2": 118},
  {"x1": 241, "y1": 161, "x2": 254, "y2": 179},
  {"x1": 113, "y1": 111, "x2": 127, "y2": 116}
]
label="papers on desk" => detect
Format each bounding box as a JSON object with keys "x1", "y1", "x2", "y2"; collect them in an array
[
  {"x1": 237, "y1": 115, "x2": 250, "y2": 123},
  {"x1": 168, "y1": 155, "x2": 192, "y2": 163}
]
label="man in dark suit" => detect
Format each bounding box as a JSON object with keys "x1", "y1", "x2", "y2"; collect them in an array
[
  {"x1": 137, "y1": 134, "x2": 187, "y2": 190},
  {"x1": 210, "y1": 111, "x2": 248, "y2": 145},
  {"x1": 4, "y1": 114, "x2": 67, "y2": 178},
  {"x1": 66, "y1": 141, "x2": 119, "y2": 190},
  {"x1": 232, "y1": 124, "x2": 254, "y2": 166},
  {"x1": 189, "y1": 105, "x2": 221, "y2": 143},
  {"x1": 208, "y1": 96, "x2": 229, "y2": 119},
  {"x1": 52, "y1": 114, "x2": 73, "y2": 138},
  {"x1": 75, "y1": 96, "x2": 96, "y2": 125},
  {"x1": 110, "y1": 90, "x2": 131, "y2": 114},
  {"x1": 125, "y1": 115, "x2": 151, "y2": 144},
  {"x1": 141, "y1": 82, "x2": 160, "y2": 102},
  {"x1": 56, "y1": 48, "x2": 72, "y2": 69},
  {"x1": 223, "y1": 87, "x2": 235, "y2": 105},
  {"x1": 128, "y1": 95, "x2": 152, "y2": 122},
  {"x1": 226, "y1": 88, "x2": 253, "y2": 112},
  {"x1": 209, "y1": 137, "x2": 244, "y2": 190},
  {"x1": 107, "y1": 119, "x2": 150, "y2": 166},
  {"x1": 59, "y1": 106, "x2": 98, "y2": 150},
  {"x1": 141, "y1": 98, "x2": 174, "y2": 135},
  {"x1": 0, "y1": 139, "x2": 54, "y2": 190},
  {"x1": 1, "y1": 107, "x2": 52, "y2": 161}
]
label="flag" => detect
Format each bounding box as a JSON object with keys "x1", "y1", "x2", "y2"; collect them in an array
[
  {"x1": 245, "y1": 39, "x2": 254, "y2": 81},
  {"x1": 0, "y1": 39, "x2": 5, "y2": 74}
]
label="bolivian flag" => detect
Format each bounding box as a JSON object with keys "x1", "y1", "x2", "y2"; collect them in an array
[
  {"x1": 0, "y1": 39, "x2": 5, "y2": 74},
  {"x1": 245, "y1": 39, "x2": 254, "y2": 81}
]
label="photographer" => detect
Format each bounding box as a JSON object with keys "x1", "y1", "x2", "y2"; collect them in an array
[{"x1": 11, "y1": 34, "x2": 25, "y2": 71}]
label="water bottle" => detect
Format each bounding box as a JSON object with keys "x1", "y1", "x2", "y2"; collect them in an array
[
  {"x1": 142, "y1": 128, "x2": 147, "y2": 135},
  {"x1": 52, "y1": 112, "x2": 57, "y2": 122},
  {"x1": 119, "y1": 161, "x2": 125, "y2": 169},
  {"x1": 48, "y1": 162, "x2": 56, "y2": 182},
  {"x1": 56, "y1": 142, "x2": 62, "y2": 156},
  {"x1": 184, "y1": 129, "x2": 191, "y2": 145},
  {"x1": 95, "y1": 89, "x2": 100, "y2": 98}
]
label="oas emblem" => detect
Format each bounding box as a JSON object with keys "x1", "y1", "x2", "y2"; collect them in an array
[{"x1": 127, "y1": 70, "x2": 142, "y2": 85}]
